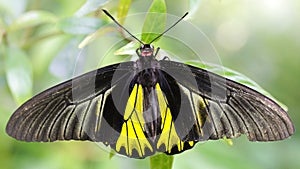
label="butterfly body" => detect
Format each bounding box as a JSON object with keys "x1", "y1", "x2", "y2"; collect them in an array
[
  {"x1": 102, "y1": 44, "x2": 197, "y2": 157},
  {"x1": 131, "y1": 44, "x2": 165, "y2": 143}
]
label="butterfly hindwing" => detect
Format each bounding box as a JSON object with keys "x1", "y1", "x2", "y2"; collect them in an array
[
  {"x1": 111, "y1": 83, "x2": 154, "y2": 158},
  {"x1": 109, "y1": 70, "x2": 197, "y2": 158},
  {"x1": 154, "y1": 82, "x2": 195, "y2": 155}
]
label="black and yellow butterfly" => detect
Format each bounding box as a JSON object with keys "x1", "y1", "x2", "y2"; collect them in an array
[{"x1": 6, "y1": 10, "x2": 294, "y2": 159}]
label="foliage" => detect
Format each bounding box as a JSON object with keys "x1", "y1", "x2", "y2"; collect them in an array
[{"x1": 1, "y1": 0, "x2": 299, "y2": 169}]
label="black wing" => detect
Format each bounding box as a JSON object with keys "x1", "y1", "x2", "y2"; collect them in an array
[
  {"x1": 159, "y1": 60, "x2": 294, "y2": 142},
  {"x1": 6, "y1": 62, "x2": 136, "y2": 142}
]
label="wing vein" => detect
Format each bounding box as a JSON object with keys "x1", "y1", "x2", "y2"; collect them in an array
[
  {"x1": 48, "y1": 105, "x2": 68, "y2": 140},
  {"x1": 63, "y1": 105, "x2": 77, "y2": 139},
  {"x1": 228, "y1": 98, "x2": 250, "y2": 138},
  {"x1": 247, "y1": 100, "x2": 276, "y2": 140},
  {"x1": 217, "y1": 101, "x2": 235, "y2": 137},
  {"x1": 190, "y1": 92, "x2": 201, "y2": 132},
  {"x1": 202, "y1": 97, "x2": 219, "y2": 138},
  {"x1": 95, "y1": 94, "x2": 105, "y2": 133},
  {"x1": 79, "y1": 100, "x2": 92, "y2": 139},
  {"x1": 130, "y1": 118, "x2": 143, "y2": 156},
  {"x1": 232, "y1": 97, "x2": 263, "y2": 140}
]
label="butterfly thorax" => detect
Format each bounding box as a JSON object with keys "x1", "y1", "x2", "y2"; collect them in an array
[{"x1": 135, "y1": 44, "x2": 160, "y2": 87}]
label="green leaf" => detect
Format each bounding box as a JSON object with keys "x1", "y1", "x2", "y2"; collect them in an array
[
  {"x1": 188, "y1": 0, "x2": 202, "y2": 18},
  {"x1": 5, "y1": 46, "x2": 32, "y2": 105},
  {"x1": 109, "y1": 149, "x2": 116, "y2": 159},
  {"x1": 75, "y1": 0, "x2": 110, "y2": 17},
  {"x1": 8, "y1": 10, "x2": 57, "y2": 32},
  {"x1": 114, "y1": 41, "x2": 139, "y2": 56},
  {"x1": 150, "y1": 153, "x2": 174, "y2": 169},
  {"x1": 222, "y1": 136, "x2": 233, "y2": 146},
  {"x1": 49, "y1": 37, "x2": 82, "y2": 79},
  {"x1": 117, "y1": 0, "x2": 132, "y2": 25},
  {"x1": 141, "y1": 0, "x2": 166, "y2": 43},
  {"x1": 29, "y1": 34, "x2": 70, "y2": 77},
  {"x1": 78, "y1": 26, "x2": 114, "y2": 48},
  {"x1": 58, "y1": 17, "x2": 104, "y2": 35},
  {"x1": 185, "y1": 61, "x2": 288, "y2": 111}
]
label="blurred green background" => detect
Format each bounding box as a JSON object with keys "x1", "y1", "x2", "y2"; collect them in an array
[{"x1": 0, "y1": 0, "x2": 299, "y2": 169}]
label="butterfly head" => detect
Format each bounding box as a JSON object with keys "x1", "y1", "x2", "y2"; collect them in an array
[{"x1": 138, "y1": 44, "x2": 155, "y2": 58}]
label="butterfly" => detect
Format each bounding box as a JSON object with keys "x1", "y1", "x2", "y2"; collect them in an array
[{"x1": 6, "y1": 10, "x2": 295, "y2": 159}]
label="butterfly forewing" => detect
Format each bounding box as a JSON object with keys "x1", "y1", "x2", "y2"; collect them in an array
[
  {"x1": 159, "y1": 60, "x2": 294, "y2": 141},
  {"x1": 6, "y1": 63, "x2": 133, "y2": 142}
]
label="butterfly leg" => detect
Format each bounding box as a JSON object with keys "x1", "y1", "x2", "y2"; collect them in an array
[
  {"x1": 154, "y1": 47, "x2": 171, "y2": 61},
  {"x1": 161, "y1": 56, "x2": 170, "y2": 61},
  {"x1": 136, "y1": 48, "x2": 140, "y2": 56},
  {"x1": 154, "y1": 47, "x2": 160, "y2": 57}
]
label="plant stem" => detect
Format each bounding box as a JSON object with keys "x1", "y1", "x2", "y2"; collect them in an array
[
  {"x1": 150, "y1": 154, "x2": 174, "y2": 169},
  {"x1": 21, "y1": 31, "x2": 63, "y2": 49}
]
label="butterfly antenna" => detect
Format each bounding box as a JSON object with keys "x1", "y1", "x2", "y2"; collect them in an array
[
  {"x1": 149, "y1": 12, "x2": 189, "y2": 44},
  {"x1": 102, "y1": 9, "x2": 144, "y2": 45}
]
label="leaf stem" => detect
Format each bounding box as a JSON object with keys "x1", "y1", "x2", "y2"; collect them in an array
[
  {"x1": 150, "y1": 154, "x2": 174, "y2": 169},
  {"x1": 21, "y1": 31, "x2": 64, "y2": 49}
]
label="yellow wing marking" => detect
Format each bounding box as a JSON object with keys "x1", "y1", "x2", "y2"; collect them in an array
[
  {"x1": 116, "y1": 84, "x2": 153, "y2": 157},
  {"x1": 156, "y1": 84, "x2": 194, "y2": 153},
  {"x1": 192, "y1": 93, "x2": 209, "y2": 137}
]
